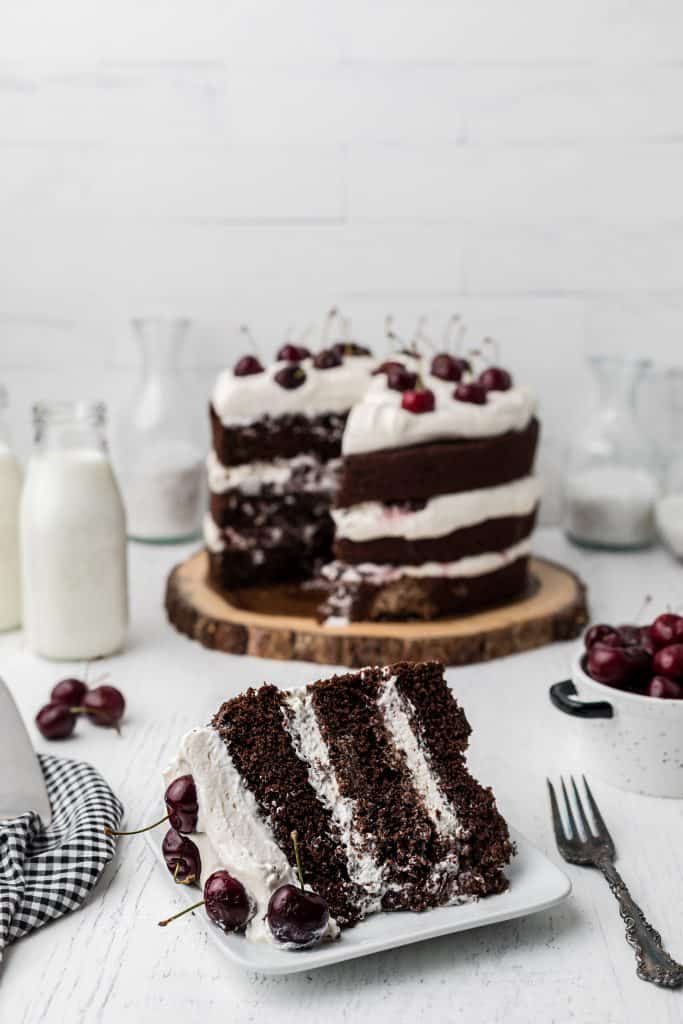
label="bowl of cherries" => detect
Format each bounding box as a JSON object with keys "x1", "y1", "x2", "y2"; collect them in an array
[{"x1": 549, "y1": 612, "x2": 683, "y2": 798}]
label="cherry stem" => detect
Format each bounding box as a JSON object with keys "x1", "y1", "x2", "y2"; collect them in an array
[
  {"x1": 240, "y1": 324, "x2": 259, "y2": 355},
  {"x1": 322, "y1": 307, "x2": 338, "y2": 345},
  {"x1": 290, "y1": 829, "x2": 305, "y2": 891},
  {"x1": 173, "y1": 863, "x2": 196, "y2": 886},
  {"x1": 634, "y1": 594, "x2": 652, "y2": 623},
  {"x1": 104, "y1": 814, "x2": 168, "y2": 837},
  {"x1": 158, "y1": 899, "x2": 205, "y2": 927}
]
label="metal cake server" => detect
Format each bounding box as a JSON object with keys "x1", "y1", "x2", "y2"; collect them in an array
[{"x1": 0, "y1": 676, "x2": 51, "y2": 826}]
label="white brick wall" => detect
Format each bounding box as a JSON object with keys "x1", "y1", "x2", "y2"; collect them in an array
[{"x1": 1, "y1": 1, "x2": 681, "y2": 523}]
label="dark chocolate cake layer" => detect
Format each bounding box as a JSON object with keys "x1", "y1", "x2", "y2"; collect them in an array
[
  {"x1": 336, "y1": 417, "x2": 540, "y2": 508},
  {"x1": 310, "y1": 667, "x2": 446, "y2": 911},
  {"x1": 334, "y1": 511, "x2": 537, "y2": 566},
  {"x1": 208, "y1": 520, "x2": 332, "y2": 589},
  {"x1": 320, "y1": 556, "x2": 530, "y2": 622},
  {"x1": 393, "y1": 662, "x2": 513, "y2": 895},
  {"x1": 210, "y1": 405, "x2": 346, "y2": 466},
  {"x1": 210, "y1": 490, "x2": 333, "y2": 531},
  {"x1": 212, "y1": 684, "x2": 365, "y2": 926}
]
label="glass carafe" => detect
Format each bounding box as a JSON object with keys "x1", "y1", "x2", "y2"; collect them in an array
[
  {"x1": 655, "y1": 369, "x2": 683, "y2": 555},
  {"x1": 0, "y1": 385, "x2": 22, "y2": 631},
  {"x1": 563, "y1": 355, "x2": 659, "y2": 549},
  {"x1": 114, "y1": 318, "x2": 205, "y2": 543}
]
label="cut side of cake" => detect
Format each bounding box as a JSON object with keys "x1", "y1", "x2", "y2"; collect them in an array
[
  {"x1": 206, "y1": 350, "x2": 374, "y2": 589},
  {"x1": 320, "y1": 357, "x2": 541, "y2": 622},
  {"x1": 164, "y1": 661, "x2": 513, "y2": 946}
]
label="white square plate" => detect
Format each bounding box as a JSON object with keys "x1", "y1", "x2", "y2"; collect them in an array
[{"x1": 146, "y1": 826, "x2": 570, "y2": 975}]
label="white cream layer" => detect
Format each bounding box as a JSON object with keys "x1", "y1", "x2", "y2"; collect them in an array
[
  {"x1": 203, "y1": 513, "x2": 225, "y2": 552},
  {"x1": 164, "y1": 726, "x2": 338, "y2": 945},
  {"x1": 332, "y1": 476, "x2": 541, "y2": 543},
  {"x1": 342, "y1": 374, "x2": 536, "y2": 455},
  {"x1": 322, "y1": 538, "x2": 531, "y2": 584},
  {"x1": 376, "y1": 676, "x2": 461, "y2": 839},
  {"x1": 282, "y1": 689, "x2": 387, "y2": 915},
  {"x1": 212, "y1": 356, "x2": 375, "y2": 425},
  {"x1": 207, "y1": 450, "x2": 339, "y2": 496}
]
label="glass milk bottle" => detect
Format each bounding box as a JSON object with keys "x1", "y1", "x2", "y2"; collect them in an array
[
  {"x1": 0, "y1": 386, "x2": 22, "y2": 631},
  {"x1": 563, "y1": 355, "x2": 659, "y2": 549},
  {"x1": 21, "y1": 401, "x2": 128, "y2": 659}
]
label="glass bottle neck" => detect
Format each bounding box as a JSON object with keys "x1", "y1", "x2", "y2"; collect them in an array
[
  {"x1": 590, "y1": 355, "x2": 651, "y2": 409},
  {"x1": 33, "y1": 401, "x2": 109, "y2": 453},
  {"x1": 132, "y1": 317, "x2": 190, "y2": 378},
  {"x1": 0, "y1": 385, "x2": 11, "y2": 449}
]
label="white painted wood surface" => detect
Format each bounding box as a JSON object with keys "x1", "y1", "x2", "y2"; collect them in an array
[
  {"x1": 0, "y1": 527, "x2": 682, "y2": 1022},
  {"x1": 2, "y1": 2, "x2": 683, "y2": 525}
]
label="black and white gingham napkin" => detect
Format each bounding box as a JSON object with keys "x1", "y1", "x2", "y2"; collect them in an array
[{"x1": 0, "y1": 754, "x2": 123, "y2": 959}]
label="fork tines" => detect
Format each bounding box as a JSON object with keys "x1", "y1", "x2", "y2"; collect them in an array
[{"x1": 547, "y1": 775, "x2": 615, "y2": 861}]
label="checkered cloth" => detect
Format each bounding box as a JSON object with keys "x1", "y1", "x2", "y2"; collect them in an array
[{"x1": 0, "y1": 754, "x2": 123, "y2": 959}]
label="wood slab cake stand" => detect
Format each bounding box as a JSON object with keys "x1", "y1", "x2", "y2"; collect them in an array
[{"x1": 165, "y1": 550, "x2": 588, "y2": 668}]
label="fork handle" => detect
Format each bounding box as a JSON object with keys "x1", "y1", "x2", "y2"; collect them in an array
[{"x1": 598, "y1": 858, "x2": 683, "y2": 988}]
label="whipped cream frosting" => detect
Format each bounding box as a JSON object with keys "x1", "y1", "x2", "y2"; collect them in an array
[
  {"x1": 342, "y1": 373, "x2": 536, "y2": 456},
  {"x1": 332, "y1": 476, "x2": 541, "y2": 542},
  {"x1": 282, "y1": 689, "x2": 387, "y2": 915},
  {"x1": 377, "y1": 676, "x2": 461, "y2": 839},
  {"x1": 203, "y1": 513, "x2": 225, "y2": 552},
  {"x1": 207, "y1": 450, "x2": 340, "y2": 496},
  {"x1": 212, "y1": 356, "x2": 375, "y2": 426},
  {"x1": 164, "y1": 727, "x2": 338, "y2": 945},
  {"x1": 322, "y1": 537, "x2": 531, "y2": 584}
]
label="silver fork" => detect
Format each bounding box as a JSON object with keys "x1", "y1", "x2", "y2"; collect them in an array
[{"x1": 547, "y1": 775, "x2": 683, "y2": 988}]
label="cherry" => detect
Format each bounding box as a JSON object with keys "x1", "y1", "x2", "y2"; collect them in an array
[
  {"x1": 598, "y1": 632, "x2": 625, "y2": 648},
  {"x1": 653, "y1": 644, "x2": 683, "y2": 681},
  {"x1": 164, "y1": 775, "x2": 199, "y2": 833},
  {"x1": 647, "y1": 675, "x2": 683, "y2": 699},
  {"x1": 159, "y1": 870, "x2": 253, "y2": 932},
  {"x1": 454, "y1": 382, "x2": 487, "y2": 405},
  {"x1": 649, "y1": 613, "x2": 683, "y2": 651},
  {"x1": 277, "y1": 343, "x2": 310, "y2": 363},
  {"x1": 616, "y1": 624, "x2": 643, "y2": 647},
  {"x1": 36, "y1": 703, "x2": 76, "y2": 740},
  {"x1": 313, "y1": 348, "x2": 343, "y2": 370},
  {"x1": 275, "y1": 365, "x2": 306, "y2": 390},
  {"x1": 267, "y1": 884, "x2": 330, "y2": 948},
  {"x1": 105, "y1": 774, "x2": 198, "y2": 838},
  {"x1": 162, "y1": 829, "x2": 202, "y2": 886},
  {"x1": 373, "y1": 360, "x2": 405, "y2": 377},
  {"x1": 479, "y1": 366, "x2": 513, "y2": 392},
  {"x1": 401, "y1": 389, "x2": 435, "y2": 414},
  {"x1": 586, "y1": 644, "x2": 649, "y2": 690},
  {"x1": 266, "y1": 831, "x2": 329, "y2": 948},
  {"x1": 51, "y1": 677, "x2": 88, "y2": 706},
  {"x1": 233, "y1": 355, "x2": 264, "y2": 377},
  {"x1": 639, "y1": 627, "x2": 657, "y2": 656},
  {"x1": 387, "y1": 366, "x2": 418, "y2": 392},
  {"x1": 584, "y1": 623, "x2": 616, "y2": 649},
  {"x1": 430, "y1": 353, "x2": 466, "y2": 382},
  {"x1": 331, "y1": 341, "x2": 371, "y2": 357},
  {"x1": 82, "y1": 685, "x2": 125, "y2": 729}
]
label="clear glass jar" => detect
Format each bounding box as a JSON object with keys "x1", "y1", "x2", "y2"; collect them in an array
[
  {"x1": 114, "y1": 318, "x2": 205, "y2": 543},
  {"x1": 0, "y1": 385, "x2": 22, "y2": 631},
  {"x1": 563, "y1": 355, "x2": 659, "y2": 549},
  {"x1": 655, "y1": 368, "x2": 683, "y2": 556},
  {"x1": 20, "y1": 401, "x2": 128, "y2": 659}
]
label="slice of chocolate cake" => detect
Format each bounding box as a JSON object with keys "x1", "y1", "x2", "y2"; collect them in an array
[
  {"x1": 164, "y1": 661, "x2": 513, "y2": 948},
  {"x1": 319, "y1": 354, "x2": 541, "y2": 622},
  {"x1": 206, "y1": 346, "x2": 374, "y2": 589}
]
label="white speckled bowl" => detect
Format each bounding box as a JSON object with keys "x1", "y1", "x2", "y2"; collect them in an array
[{"x1": 550, "y1": 652, "x2": 683, "y2": 799}]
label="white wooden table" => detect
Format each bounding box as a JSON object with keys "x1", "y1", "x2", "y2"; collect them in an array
[{"x1": 1, "y1": 528, "x2": 682, "y2": 1024}]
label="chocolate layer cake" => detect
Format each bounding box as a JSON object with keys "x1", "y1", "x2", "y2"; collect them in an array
[
  {"x1": 164, "y1": 661, "x2": 513, "y2": 946},
  {"x1": 205, "y1": 348, "x2": 374, "y2": 588},
  {"x1": 319, "y1": 356, "x2": 541, "y2": 622}
]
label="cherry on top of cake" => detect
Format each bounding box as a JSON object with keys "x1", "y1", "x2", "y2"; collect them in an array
[
  {"x1": 341, "y1": 342, "x2": 536, "y2": 456},
  {"x1": 212, "y1": 340, "x2": 376, "y2": 425}
]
